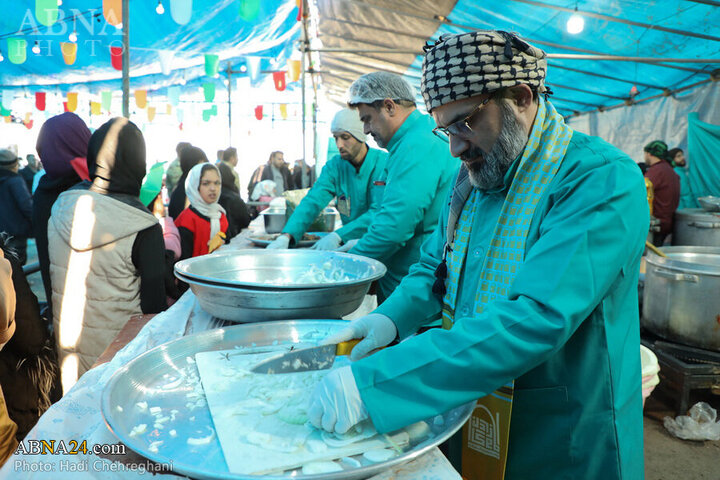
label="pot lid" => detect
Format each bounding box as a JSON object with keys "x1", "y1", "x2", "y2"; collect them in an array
[
  {"x1": 674, "y1": 208, "x2": 720, "y2": 222},
  {"x1": 646, "y1": 246, "x2": 720, "y2": 276}
]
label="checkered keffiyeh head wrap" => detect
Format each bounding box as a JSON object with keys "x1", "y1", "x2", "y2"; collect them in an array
[
  {"x1": 421, "y1": 30, "x2": 547, "y2": 112},
  {"x1": 644, "y1": 140, "x2": 669, "y2": 160}
]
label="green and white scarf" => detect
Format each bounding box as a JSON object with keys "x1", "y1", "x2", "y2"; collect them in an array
[{"x1": 441, "y1": 96, "x2": 572, "y2": 479}]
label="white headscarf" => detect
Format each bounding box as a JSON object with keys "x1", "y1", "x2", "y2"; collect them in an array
[{"x1": 185, "y1": 163, "x2": 226, "y2": 241}]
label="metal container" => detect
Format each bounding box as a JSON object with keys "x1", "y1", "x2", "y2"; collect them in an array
[
  {"x1": 698, "y1": 196, "x2": 720, "y2": 212},
  {"x1": 261, "y1": 209, "x2": 287, "y2": 234},
  {"x1": 175, "y1": 250, "x2": 386, "y2": 290},
  {"x1": 102, "y1": 320, "x2": 475, "y2": 480},
  {"x1": 672, "y1": 209, "x2": 720, "y2": 247},
  {"x1": 642, "y1": 246, "x2": 720, "y2": 351},
  {"x1": 176, "y1": 272, "x2": 371, "y2": 321}
]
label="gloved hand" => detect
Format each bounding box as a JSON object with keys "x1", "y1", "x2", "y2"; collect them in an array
[
  {"x1": 311, "y1": 232, "x2": 342, "y2": 250},
  {"x1": 266, "y1": 234, "x2": 290, "y2": 249},
  {"x1": 323, "y1": 313, "x2": 397, "y2": 361},
  {"x1": 207, "y1": 231, "x2": 226, "y2": 253},
  {"x1": 307, "y1": 365, "x2": 368, "y2": 434},
  {"x1": 336, "y1": 238, "x2": 359, "y2": 253}
]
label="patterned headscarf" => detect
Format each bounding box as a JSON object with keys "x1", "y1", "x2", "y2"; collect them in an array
[{"x1": 421, "y1": 30, "x2": 547, "y2": 112}]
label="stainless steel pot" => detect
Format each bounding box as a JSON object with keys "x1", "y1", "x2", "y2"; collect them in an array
[
  {"x1": 642, "y1": 246, "x2": 720, "y2": 351},
  {"x1": 261, "y1": 209, "x2": 287, "y2": 234},
  {"x1": 672, "y1": 209, "x2": 720, "y2": 247}
]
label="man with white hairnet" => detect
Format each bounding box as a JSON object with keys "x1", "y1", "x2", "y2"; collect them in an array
[
  {"x1": 338, "y1": 71, "x2": 457, "y2": 302},
  {"x1": 267, "y1": 109, "x2": 388, "y2": 250},
  {"x1": 308, "y1": 31, "x2": 647, "y2": 479}
]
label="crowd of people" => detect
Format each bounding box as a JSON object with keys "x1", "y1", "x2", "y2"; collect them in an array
[{"x1": 0, "y1": 26, "x2": 707, "y2": 479}]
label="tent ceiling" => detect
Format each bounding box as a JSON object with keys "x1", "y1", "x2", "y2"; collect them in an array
[
  {"x1": 0, "y1": 0, "x2": 300, "y2": 94},
  {"x1": 314, "y1": 0, "x2": 720, "y2": 116}
]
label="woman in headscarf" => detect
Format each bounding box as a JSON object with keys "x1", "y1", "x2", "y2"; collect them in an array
[
  {"x1": 216, "y1": 160, "x2": 251, "y2": 238},
  {"x1": 175, "y1": 162, "x2": 229, "y2": 259},
  {"x1": 168, "y1": 146, "x2": 207, "y2": 220},
  {"x1": 33, "y1": 112, "x2": 92, "y2": 312},
  {"x1": 47, "y1": 118, "x2": 166, "y2": 393}
]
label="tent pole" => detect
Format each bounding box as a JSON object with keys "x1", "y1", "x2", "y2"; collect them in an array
[
  {"x1": 226, "y1": 63, "x2": 232, "y2": 145},
  {"x1": 122, "y1": 0, "x2": 129, "y2": 119},
  {"x1": 301, "y1": 40, "x2": 307, "y2": 165}
]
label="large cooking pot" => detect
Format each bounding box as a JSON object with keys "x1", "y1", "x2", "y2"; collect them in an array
[
  {"x1": 672, "y1": 209, "x2": 720, "y2": 247},
  {"x1": 642, "y1": 246, "x2": 720, "y2": 351}
]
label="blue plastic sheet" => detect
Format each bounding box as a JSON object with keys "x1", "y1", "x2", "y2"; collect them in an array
[{"x1": 688, "y1": 112, "x2": 720, "y2": 200}]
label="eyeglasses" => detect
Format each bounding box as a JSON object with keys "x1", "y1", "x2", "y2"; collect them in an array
[{"x1": 432, "y1": 93, "x2": 495, "y2": 141}]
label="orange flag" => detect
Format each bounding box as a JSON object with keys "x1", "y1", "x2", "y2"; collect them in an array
[
  {"x1": 103, "y1": 0, "x2": 122, "y2": 26},
  {"x1": 60, "y1": 42, "x2": 77, "y2": 65},
  {"x1": 134, "y1": 90, "x2": 147, "y2": 109}
]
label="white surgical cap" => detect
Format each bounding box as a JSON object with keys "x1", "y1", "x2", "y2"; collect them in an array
[
  {"x1": 347, "y1": 71, "x2": 416, "y2": 106},
  {"x1": 330, "y1": 109, "x2": 366, "y2": 142}
]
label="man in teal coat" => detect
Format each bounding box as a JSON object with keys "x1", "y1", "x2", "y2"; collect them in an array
[
  {"x1": 341, "y1": 72, "x2": 457, "y2": 302},
  {"x1": 267, "y1": 109, "x2": 388, "y2": 250},
  {"x1": 308, "y1": 31, "x2": 647, "y2": 480}
]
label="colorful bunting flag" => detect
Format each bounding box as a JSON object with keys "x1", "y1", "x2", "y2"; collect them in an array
[
  {"x1": 166, "y1": 104, "x2": 172, "y2": 115},
  {"x1": 279, "y1": 103, "x2": 287, "y2": 120},
  {"x1": 147, "y1": 106, "x2": 156, "y2": 122},
  {"x1": 170, "y1": 0, "x2": 192, "y2": 25},
  {"x1": 36, "y1": 0, "x2": 59, "y2": 26},
  {"x1": 60, "y1": 42, "x2": 77, "y2": 65},
  {"x1": 203, "y1": 83, "x2": 215, "y2": 102},
  {"x1": 1, "y1": 90, "x2": 13, "y2": 111},
  {"x1": 254, "y1": 105, "x2": 263, "y2": 120},
  {"x1": 176, "y1": 108, "x2": 184, "y2": 123},
  {"x1": 205, "y1": 54, "x2": 219, "y2": 77},
  {"x1": 91, "y1": 102, "x2": 102, "y2": 115},
  {"x1": 101, "y1": 91, "x2": 112, "y2": 111},
  {"x1": 103, "y1": 0, "x2": 122, "y2": 26},
  {"x1": 239, "y1": 0, "x2": 260, "y2": 21},
  {"x1": 273, "y1": 71, "x2": 287, "y2": 91},
  {"x1": 0, "y1": 106, "x2": 10, "y2": 117},
  {"x1": 295, "y1": 0, "x2": 303, "y2": 22},
  {"x1": 66, "y1": 92, "x2": 78, "y2": 112},
  {"x1": 167, "y1": 86, "x2": 180, "y2": 106},
  {"x1": 287, "y1": 60, "x2": 301, "y2": 82},
  {"x1": 246, "y1": 56, "x2": 262, "y2": 85},
  {"x1": 158, "y1": 50, "x2": 175, "y2": 75},
  {"x1": 110, "y1": 46, "x2": 123, "y2": 70},
  {"x1": 62, "y1": 102, "x2": 68, "y2": 113},
  {"x1": 134, "y1": 90, "x2": 147, "y2": 109},
  {"x1": 35, "y1": 92, "x2": 46, "y2": 111},
  {"x1": 202, "y1": 109, "x2": 211, "y2": 122},
  {"x1": 7, "y1": 38, "x2": 27, "y2": 65}
]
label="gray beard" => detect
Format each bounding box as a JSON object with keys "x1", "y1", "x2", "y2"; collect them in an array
[{"x1": 466, "y1": 100, "x2": 528, "y2": 190}]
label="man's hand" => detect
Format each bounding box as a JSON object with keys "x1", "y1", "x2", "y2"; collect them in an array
[
  {"x1": 336, "y1": 238, "x2": 359, "y2": 253},
  {"x1": 266, "y1": 234, "x2": 291, "y2": 250},
  {"x1": 307, "y1": 366, "x2": 368, "y2": 434},
  {"x1": 311, "y1": 232, "x2": 342, "y2": 250},
  {"x1": 323, "y1": 313, "x2": 397, "y2": 361}
]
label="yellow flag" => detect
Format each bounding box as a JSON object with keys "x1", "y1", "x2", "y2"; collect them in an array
[
  {"x1": 166, "y1": 104, "x2": 172, "y2": 115},
  {"x1": 66, "y1": 92, "x2": 78, "y2": 112},
  {"x1": 24, "y1": 112, "x2": 31, "y2": 123},
  {"x1": 134, "y1": 90, "x2": 147, "y2": 109},
  {"x1": 279, "y1": 103, "x2": 288, "y2": 120},
  {"x1": 287, "y1": 59, "x2": 301, "y2": 82},
  {"x1": 147, "y1": 106, "x2": 156, "y2": 122},
  {"x1": 60, "y1": 42, "x2": 77, "y2": 65},
  {"x1": 91, "y1": 101, "x2": 102, "y2": 115}
]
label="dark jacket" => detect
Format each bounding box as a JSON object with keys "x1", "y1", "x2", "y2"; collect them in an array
[
  {"x1": 247, "y1": 162, "x2": 294, "y2": 200},
  {"x1": 217, "y1": 162, "x2": 251, "y2": 238},
  {"x1": 292, "y1": 163, "x2": 316, "y2": 190},
  {"x1": 169, "y1": 147, "x2": 208, "y2": 220},
  {"x1": 0, "y1": 170, "x2": 33, "y2": 238},
  {"x1": 18, "y1": 167, "x2": 36, "y2": 194},
  {"x1": 645, "y1": 160, "x2": 680, "y2": 235},
  {"x1": 32, "y1": 172, "x2": 82, "y2": 308},
  {"x1": 0, "y1": 244, "x2": 60, "y2": 440}
]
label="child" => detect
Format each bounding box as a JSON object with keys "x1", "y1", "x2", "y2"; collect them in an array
[{"x1": 175, "y1": 162, "x2": 228, "y2": 259}]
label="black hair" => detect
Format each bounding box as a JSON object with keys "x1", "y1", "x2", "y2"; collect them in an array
[{"x1": 223, "y1": 147, "x2": 237, "y2": 162}]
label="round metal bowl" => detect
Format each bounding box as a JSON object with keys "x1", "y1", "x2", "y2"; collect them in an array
[
  {"x1": 698, "y1": 196, "x2": 720, "y2": 212},
  {"x1": 176, "y1": 272, "x2": 371, "y2": 322},
  {"x1": 102, "y1": 320, "x2": 475, "y2": 480},
  {"x1": 175, "y1": 250, "x2": 387, "y2": 290}
]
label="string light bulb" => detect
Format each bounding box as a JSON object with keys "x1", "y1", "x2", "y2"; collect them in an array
[
  {"x1": 69, "y1": 30, "x2": 77, "y2": 42},
  {"x1": 566, "y1": 5, "x2": 585, "y2": 34},
  {"x1": 156, "y1": 1, "x2": 165, "y2": 15},
  {"x1": 0, "y1": 50, "x2": 4, "y2": 62},
  {"x1": 32, "y1": 41, "x2": 41, "y2": 55},
  {"x1": 57, "y1": 0, "x2": 62, "y2": 5}
]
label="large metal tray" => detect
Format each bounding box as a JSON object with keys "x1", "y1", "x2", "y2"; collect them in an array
[
  {"x1": 175, "y1": 272, "x2": 370, "y2": 322},
  {"x1": 174, "y1": 250, "x2": 386, "y2": 290},
  {"x1": 102, "y1": 320, "x2": 474, "y2": 480}
]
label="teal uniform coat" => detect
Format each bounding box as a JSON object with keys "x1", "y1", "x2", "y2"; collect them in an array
[
  {"x1": 349, "y1": 110, "x2": 457, "y2": 302},
  {"x1": 283, "y1": 148, "x2": 388, "y2": 243},
  {"x1": 674, "y1": 165, "x2": 696, "y2": 209},
  {"x1": 353, "y1": 132, "x2": 648, "y2": 479}
]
